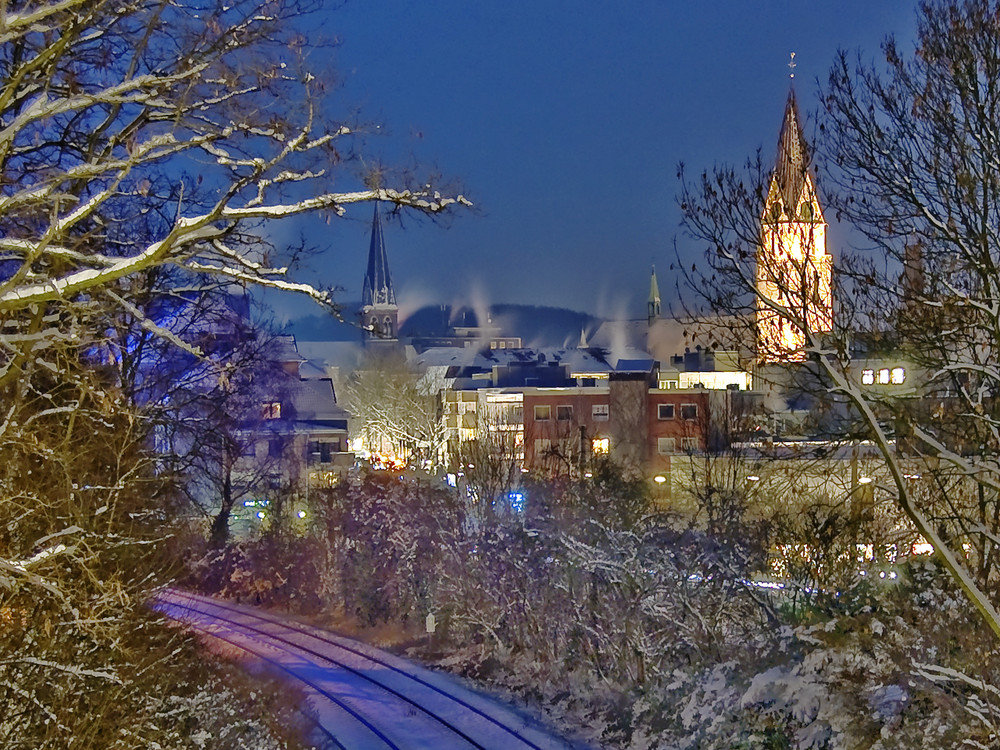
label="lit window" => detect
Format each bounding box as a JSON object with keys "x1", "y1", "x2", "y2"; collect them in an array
[
  {"x1": 262, "y1": 401, "x2": 281, "y2": 420},
  {"x1": 592, "y1": 437, "x2": 610, "y2": 455},
  {"x1": 592, "y1": 403, "x2": 610, "y2": 421},
  {"x1": 658, "y1": 403, "x2": 675, "y2": 420},
  {"x1": 877, "y1": 368, "x2": 891, "y2": 384},
  {"x1": 681, "y1": 437, "x2": 699, "y2": 452},
  {"x1": 556, "y1": 405, "x2": 573, "y2": 421},
  {"x1": 499, "y1": 341, "x2": 507, "y2": 349},
  {"x1": 657, "y1": 437, "x2": 676, "y2": 455},
  {"x1": 891, "y1": 367, "x2": 905, "y2": 384},
  {"x1": 534, "y1": 405, "x2": 550, "y2": 421},
  {"x1": 681, "y1": 404, "x2": 698, "y2": 420},
  {"x1": 490, "y1": 341, "x2": 497, "y2": 349},
  {"x1": 861, "y1": 369, "x2": 875, "y2": 385}
]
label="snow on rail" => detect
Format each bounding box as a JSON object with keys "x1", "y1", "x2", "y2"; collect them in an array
[{"x1": 152, "y1": 588, "x2": 580, "y2": 750}]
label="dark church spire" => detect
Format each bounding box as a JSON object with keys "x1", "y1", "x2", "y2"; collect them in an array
[
  {"x1": 647, "y1": 265, "x2": 661, "y2": 326},
  {"x1": 772, "y1": 88, "x2": 814, "y2": 216},
  {"x1": 361, "y1": 202, "x2": 399, "y2": 343},
  {"x1": 362, "y1": 202, "x2": 395, "y2": 308}
]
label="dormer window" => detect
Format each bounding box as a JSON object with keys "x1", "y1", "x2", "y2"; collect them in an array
[{"x1": 262, "y1": 401, "x2": 281, "y2": 420}]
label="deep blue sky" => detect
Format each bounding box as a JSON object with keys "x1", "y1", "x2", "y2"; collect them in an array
[{"x1": 270, "y1": 1, "x2": 917, "y2": 324}]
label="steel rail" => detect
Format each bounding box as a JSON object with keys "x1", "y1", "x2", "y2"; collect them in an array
[
  {"x1": 163, "y1": 610, "x2": 386, "y2": 750},
  {"x1": 158, "y1": 588, "x2": 554, "y2": 750},
  {"x1": 159, "y1": 591, "x2": 485, "y2": 749}
]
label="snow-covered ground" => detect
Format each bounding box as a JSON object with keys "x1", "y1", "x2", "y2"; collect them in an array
[{"x1": 154, "y1": 589, "x2": 585, "y2": 750}]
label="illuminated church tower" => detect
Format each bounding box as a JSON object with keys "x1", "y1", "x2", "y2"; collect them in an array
[
  {"x1": 361, "y1": 202, "x2": 398, "y2": 344},
  {"x1": 756, "y1": 90, "x2": 833, "y2": 363}
]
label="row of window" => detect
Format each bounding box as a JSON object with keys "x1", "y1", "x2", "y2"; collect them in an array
[
  {"x1": 531, "y1": 403, "x2": 698, "y2": 421},
  {"x1": 658, "y1": 403, "x2": 698, "y2": 421},
  {"x1": 657, "y1": 437, "x2": 700, "y2": 454},
  {"x1": 534, "y1": 404, "x2": 600, "y2": 421},
  {"x1": 531, "y1": 436, "x2": 696, "y2": 457},
  {"x1": 243, "y1": 439, "x2": 344, "y2": 462},
  {"x1": 533, "y1": 437, "x2": 612, "y2": 455},
  {"x1": 861, "y1": 367, "x2": 906, "y2": 385}
]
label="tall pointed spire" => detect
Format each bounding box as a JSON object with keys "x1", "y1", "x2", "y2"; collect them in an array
[
  {"x1": 756, "y1": 89, "x2": 833, "y2": 363},
  {"x1": 647, "y1": 265, "x2": 661, "y2": 326},
  {"x1": 771, "y1": 89, "x2": 816, "y2": 218},
  {"x1": 362, "y1": 202, "x2": 395, "y2": 308},
  {"x1": 361, "y1": 202, "x2": 399, "y2": 343}
]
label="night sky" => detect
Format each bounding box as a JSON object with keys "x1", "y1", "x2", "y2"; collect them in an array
[{"x1": 269, "y1": 1, "x2": 917, "y2": 324}]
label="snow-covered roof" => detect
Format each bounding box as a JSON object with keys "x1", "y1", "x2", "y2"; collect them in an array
[
  {"x1": 298, "y1": 359, "x2": 328, "y2": 379},
  {"x1": 415, "y1": 344, "x2": 654, "y2": 387},
  {"x1": 615, "y1": 357, "x2": 656, "y2": 372},
  {"x1": 296, "y1": 340, "x2": 365, "y2": 373},
  {"x1": 290, "y1": 379, "x2": 349, "y2": 432},
  {"x1": 272, "y1": 334, "x2": 306, "y2": 364}
]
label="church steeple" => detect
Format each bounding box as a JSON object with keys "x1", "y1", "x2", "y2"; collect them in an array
[
  {"x1": 768, "y1": 89, "x2": 825, "y2": 225},
  {"x1": 756, "y1": 88, "x2": 833, "y2": 363},
  {"x1": 361, "y1": 202, "x2": 398, "y2": 341},
  {"x1": 647, "y1": 265, "x2": 661, "y2": 326}
]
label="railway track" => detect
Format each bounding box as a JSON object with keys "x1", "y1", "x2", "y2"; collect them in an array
[{"x1": 153, "y1": 588, "x2": 578, "y2": 750}]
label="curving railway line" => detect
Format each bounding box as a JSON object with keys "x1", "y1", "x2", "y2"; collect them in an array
[{"x1": 153, "y1": 588, "x2": 580, "y2": 750}]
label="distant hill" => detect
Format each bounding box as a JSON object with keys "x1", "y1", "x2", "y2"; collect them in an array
[
  {"x1": 401, "y1": 304, "x2": 604, "y2": 349},
  {"x1": 281, "y1": 301, "x2": 365, "y2": 342},
  {"x1": 283, "y1": 302, "x2": 605, "y2": 348}
]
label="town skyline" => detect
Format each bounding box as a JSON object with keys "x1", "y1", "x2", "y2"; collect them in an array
[{"x1": 269, "y1": 1, "x2": 917, "y2": 325}]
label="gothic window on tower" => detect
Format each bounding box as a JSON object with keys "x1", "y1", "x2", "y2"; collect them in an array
[{"x1": 384, "y1": 316, "x2": 392, "y2": 337}]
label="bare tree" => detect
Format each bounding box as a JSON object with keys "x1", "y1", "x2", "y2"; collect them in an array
[
  {"x1": 0, "y1": 1, "x2": 468, "y2": 743},
  {"x1": 679, "y1": 0, "x2": 1000, "y2": 639},
  {"x1": 0, "y1": 0, "x2": 467, "y2": 393},
  {"x1": 342, "y1": 352, "x2": 446, "y2": 469},
  {"x1": 448, "y1": 404, "x2": 523, "y2": 519}
]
